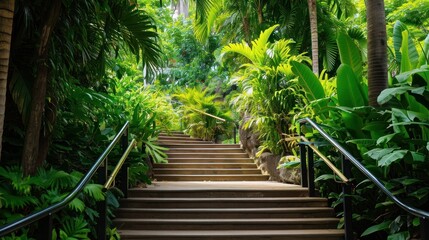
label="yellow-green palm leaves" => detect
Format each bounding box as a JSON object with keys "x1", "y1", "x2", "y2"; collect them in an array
[{"x1": 222, "y1": 25, "x2": 310, "y2": 155}]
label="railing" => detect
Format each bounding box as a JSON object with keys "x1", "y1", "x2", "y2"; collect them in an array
[
  {"x1": 187, "y1": 107, "x2": 239, "y2": 144},
  {"x1": 298, "y1": 117, "x2": 429, "y2": 240},
  {"x1": 0, "y1": 121, "x2": 135, "y2": 239}
]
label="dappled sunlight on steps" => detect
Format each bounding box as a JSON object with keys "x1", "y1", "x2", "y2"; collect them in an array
[{"x1": 114, "y1": 132, "x2": 344, "y2": 239}]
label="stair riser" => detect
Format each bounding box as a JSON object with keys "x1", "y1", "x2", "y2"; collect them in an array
[
  {"x1": 115, "y1": 222, "x2": 338, "y2": 231},
  {"x1": 153, "y1": 169, "x2": 262, "y2": 174},
  {"x1": 119, "y1": 200, "x2": 328, "y2": 208},
  {"x1": 156, "y1": 175, "x2": 269, "y2": 181},
  {"x1": 158, "y1": 140, "x2": 213, "y2": 145},
  {"x1": 165, "y1": 159, "x2": 254, "y2": 163},
  {"x1": 158, "y1": 136, "x2": 204, "y2": 141},
  {"x1": 153, "y1": 163, "x2": 257, "y2": 169},
  {"x1": 119, "y1": 233, "x2": 343, "y2": 240},
  {"x1": 166, "y1": 149, "x2": 243, "y2": 153},
  {"x1": 128, "y1": 189, "x2": 308, "y2": 198},
  {"x1": 116, "y1": 210, "x2": 334, "y2": 219},
  {"x1": 159, "y1": 134, "x2": 190, "y2": 137},
  {"x1": 127, "y1": 190, "x2": 309, "y2": 198},
  {"x1": 167, "y1": 153, "x2": 249, "y2": 158},
  {"x1": 160, "y1": 144, "x2": 241, "y2": 149}
]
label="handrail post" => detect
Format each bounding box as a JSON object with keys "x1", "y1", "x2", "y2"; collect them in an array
[
  {"x1": 299, "y1": 144, "x2": 308, "y2": 188},
  {"x1": 421, "y1": 217, "x2": 429, "y2": 240},
  {"x1": 38, "y1": 214, "x2": 53, "y2": 239},
  {"x1": 342, "y1": 155, "x2": 353, "y2": 240},
  {"x1": 119, "y1": 128, "x2": 129, "y2": 198},
  {"x1": 233, "y1": 123, "x2": 237, "y2": 144},
  {"x1": 97, "y1": 158, "x2": 107, "y2": 240},
  {"x1": 307, "y1": 147, "x2": 315, "y2": 197}
]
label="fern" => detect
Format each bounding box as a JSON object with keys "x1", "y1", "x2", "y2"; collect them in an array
[
  {"x1": 58, "y1": 216, "x2": 91, "y2": 240},
  {"x1": 83, "y1": 184, "x2": 105, "y2": 201}
]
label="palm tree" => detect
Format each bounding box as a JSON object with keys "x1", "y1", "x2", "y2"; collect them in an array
[
  {"x1": 308, "y1": 0, "x2": 319, "y2": 75},
  {"x1": 11, "y1": 0, "x2": 162, "y2": 175},
  {"x1": 365, "y1": 0, "x2": 388, "y2": 106},
  {"x1": 0, "y1": 0, "x2": 15, "y2": 161}
]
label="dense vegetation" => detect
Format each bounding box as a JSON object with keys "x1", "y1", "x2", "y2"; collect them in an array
[{"x1": 0, "y1": 0, "x2": 428, "y2": 239}]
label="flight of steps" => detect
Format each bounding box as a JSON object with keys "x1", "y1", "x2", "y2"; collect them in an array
[
  {"x1": 114, "y1": 131, "x2": 344, "y2": 240},
  {"x1": 154, "y1": 132, "x2": 269, "y2": 181}
]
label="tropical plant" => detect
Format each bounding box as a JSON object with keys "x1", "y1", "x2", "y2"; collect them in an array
[
  {"x1": 173, "y1": 87, "x2": 234, "y2": 142},
  {"x1": 0, "y1": 166, "x2": 121, "y2": 239},
  {"x1": 290, "y1": 22, "x2": 429, "y2": 239},
  {"x1": 223, "y1": 25, "x2": 311, "y2": 155}
]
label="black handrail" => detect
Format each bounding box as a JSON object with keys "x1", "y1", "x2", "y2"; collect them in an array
[
  {"x1": 298, "y1": 117, "x2": 429, "y2": 239},
  {"x1": 0, "y1": 121, "x2": 131, "y2": 239}
]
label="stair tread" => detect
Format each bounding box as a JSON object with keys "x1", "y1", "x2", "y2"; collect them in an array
[
  {"x1": 123, "y1": 197, "x2": 326, "y2": 201},
  {"x1": 118, "y1": 229, "x2": 344, "y2": 237},
  {"x1": 115, "y1": 218, "x2": 340, "y2": 223},
  {"x1": 117, "y1": 207, "x2": 333, "y2": 212}
]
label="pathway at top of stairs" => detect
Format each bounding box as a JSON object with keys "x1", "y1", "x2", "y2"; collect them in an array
[{"x1": 115, "y1": 131, "x2": 344, "y2": 240}]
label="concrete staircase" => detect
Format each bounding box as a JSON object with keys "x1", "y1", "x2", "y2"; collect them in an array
[
  {"x1": 154, "y1": 132, "x2": 269, "y2": 181},
  {"x1": 115, "y1": 132, "x2": 344, "y2": 239}
]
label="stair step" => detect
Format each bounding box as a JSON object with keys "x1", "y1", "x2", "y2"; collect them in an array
[
  {"x1": 155, "y1": 174, "x2": 269, "y2": 181},
  {"x1": 165, "y1": 158, "x2": 253, "y2": 163},
  {"x1": 159, "y1": 133, "x2": 190, "y2": 137},
  {"x1": 158, "y1": 136, "x2": 205, "y2": 141},
  {"x1": 153, "y1": 163, "x2": 258, "y2": 169},
  {"x1": 127, "y1": 188, "x2": 309, "y2": 198},
  {"x1": 153, "y1": 168, "x2": 262, "y2": 175},
  {"x1": 167, "y1": 153, "x2": 249, "y2": 158},
  {"x1": 118, "y1": 229, "x2": 344, "y2": 240},
  {"x1": 115, "y1": 207, "x2": 334, "y2": 219},
  {"x1": 158, "y1": 140, "x2": 214, "y2": 145},
  {"x1": 119, "y1": 197, "x2": 328, "y2": 208},
  {"x1": 114, "y1": 218, "x2": 339, "y2": 230},
  {"x1": 160, "y1": 144, "x2": 241, "y2": 148},
  {"x1": 166, "y1": 148, "x2": 244, "y2": 153}
]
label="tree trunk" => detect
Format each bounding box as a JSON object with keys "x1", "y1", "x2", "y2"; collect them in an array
[
  {"x1": 256, "y1": 0, "x2": 264, "y2": 24},
  {"x1": 308, "y1": 0, "x2": 319, "y2": 75},
  {"x1": 0, "y1": 0, "x2": 15, "y2": 162},
  {"x1": 366, "y1": 0, "x2": 388, "y2": 106},
  {"x1": 243, "y1": 15, "x2": 252, "y2": 46},
  {"x1": 21, "y1": 0, "x2": 61, "y2": 175}
]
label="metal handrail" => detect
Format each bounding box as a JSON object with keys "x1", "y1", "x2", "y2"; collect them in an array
[
  {"x1": 104, "y1": 139, "x2": 137, "y2": 189},
  {"x1": 298, "y1": 117, "x2": 429, "y2": 239},
  {"x1": 188, "y1": 107, "x2": 226, "y2": 122},
  {"x1": 283, "y1": 134, "x2": 349, "y2": 183},
  {"x1": 0, "y1": 121, "x2": 131, "y2": 238},
  {"x1": 299, "y1": 117, "x2": 429, "y2": 218}
]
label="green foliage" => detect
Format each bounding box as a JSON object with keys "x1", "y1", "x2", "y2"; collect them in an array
[
  {"x1": 0, "y1": 166, "x2": 121, "y2": 239},
  {"x1": 174, "y1": 87, "x2": 234, "y2": 142},
  {"x1": 223, "y1": 25, "x2": 311, "y2": 155}
]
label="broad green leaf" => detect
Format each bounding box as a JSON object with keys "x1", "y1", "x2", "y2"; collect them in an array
[
  {"x1": 377, "y1": 86, "x2": 414, "y2": 105},
  {"x1": 376, "y1": 133, "x2": 399, "y2": 145},
  {"x1": 419, "y1": 34, "x2": 429, "y2": 66},
  {"x1": 337, "y1": 64, "x2": 366, "y2": 107},
  {"x1": 315, "y1": 174, "x2": 338, "y2": 182},
  {"x1": 361, "y1": 221, "x2": 391, "y2": 237},
  {"x1": 365, "y1": 148, "x2": 398, "y2": 161},
  {"x1": 278, "y1": 161, "x2": 300, "y2": 169},
  {"x1": 387, "y1": 231, "x2": 410, "y2": 240},
  {"x1": 395, "y1": 65, "x2": 429, "y2": 83},
  {"x1": 378, "y1": 150, "x2": 408, "y2": 167},
  {"x1": 337, "y1": 31, "x2": 363, "y2": 80},
  {"x1": 394, "y1": 21, "x2": 419, "y2": 69},
  {"x1": 291, "y1": 61, "x2": 325, "y2": 102},
  {"x1": 400, "y1": 31, "x2": 415, "y2": 75}
]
